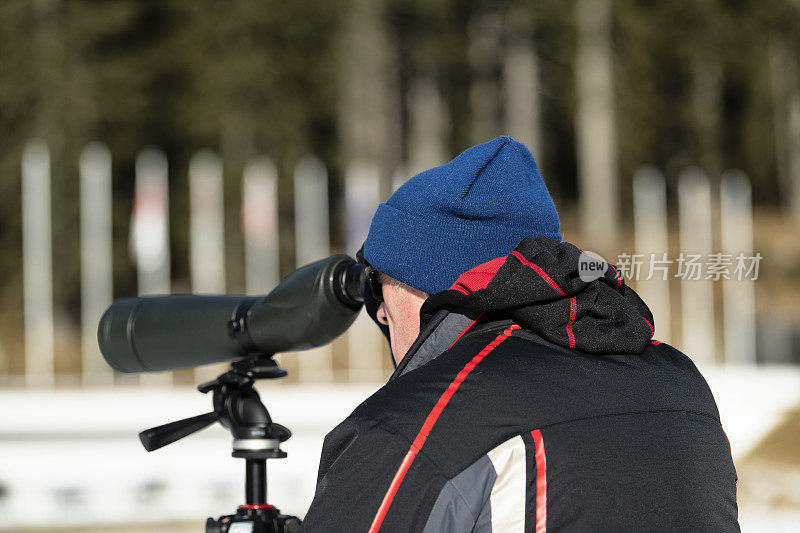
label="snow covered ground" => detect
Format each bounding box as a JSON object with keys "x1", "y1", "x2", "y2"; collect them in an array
[
  {"x1": 0, "y1": 365, "x2": 798, "y2": 531},
  {"x1": 0, "y1": 383, "x2": 380, "y2": 529}
]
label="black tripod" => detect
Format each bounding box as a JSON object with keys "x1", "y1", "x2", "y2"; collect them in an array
[{"x1": 138, "y1": 356, "x2": 301, "y2": 533}]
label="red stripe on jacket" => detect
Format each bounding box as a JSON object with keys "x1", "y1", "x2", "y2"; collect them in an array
[
  {"x1": 510, "y1": 250, "x2": 578, "y2": 349},
  {"x1": 368, "y1": 324, "x2": 522, "y2": 532},
  {"x1": 531, "y1": 429, "x2": 548, "y2": 533},
  {"x1": 566, "y1": 296, "x2": 577, "y2": 349},
  {"x1": 510, "y1": 251, "x2": 567, "y2": 297}
]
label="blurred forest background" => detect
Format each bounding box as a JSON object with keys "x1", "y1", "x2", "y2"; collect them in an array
[{"x1": 1, "y1": 0, "x2": 800, "y2": 372}]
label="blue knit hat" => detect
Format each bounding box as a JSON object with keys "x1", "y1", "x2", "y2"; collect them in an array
[{"x1": 363, "y1": 136, "x2": 561, "y2": 295}]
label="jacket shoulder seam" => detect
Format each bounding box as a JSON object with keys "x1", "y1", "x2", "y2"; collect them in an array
[{"x1": 533, "y1": 408, "x2": 722, "y2": 432}]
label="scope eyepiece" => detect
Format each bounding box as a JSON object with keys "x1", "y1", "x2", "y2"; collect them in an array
[{"x1": 333, "y1": 259, "x2": 365, "y2": 307}]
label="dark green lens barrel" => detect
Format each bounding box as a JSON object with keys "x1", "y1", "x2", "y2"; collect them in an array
[{"x1": 98, "y1": 255, "x2": 364, "y2": 374}]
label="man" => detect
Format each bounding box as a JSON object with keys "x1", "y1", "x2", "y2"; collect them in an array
[{"x1": 301, "y1": 137, "x2": 739, "y2": 531}]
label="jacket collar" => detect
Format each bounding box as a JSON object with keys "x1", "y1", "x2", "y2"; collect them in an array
[{"x1": 389, "y1": 309, "x2": 515, "y2": 381}]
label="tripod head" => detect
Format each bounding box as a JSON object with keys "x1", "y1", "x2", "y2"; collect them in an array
[
  {"x1": 139, "y1": 356, "x2": 290, "y2": 455},
  {"x1": 138, "y1": 356, "x2": 301, "y2": 532}
]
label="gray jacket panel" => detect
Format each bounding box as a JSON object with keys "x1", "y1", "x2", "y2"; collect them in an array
[
  {"x1": 402, "y1": 312, "x2": 473, "y2": 375},
  {"x1": 422, "y1": 454, "x2": 496, "y2": 532}
]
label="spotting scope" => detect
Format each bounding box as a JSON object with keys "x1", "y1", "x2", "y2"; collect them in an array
[{"x1": 98, "y1": 255, "x2": 364, "y2": 373}]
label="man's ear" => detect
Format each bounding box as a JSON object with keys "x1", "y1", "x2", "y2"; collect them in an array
[
  {"x1": 357, "y1": 244, "x2": 394, "y2": 364},
  {"x1": 363, "y1": 285, "x2": 391, "y2": 343}
]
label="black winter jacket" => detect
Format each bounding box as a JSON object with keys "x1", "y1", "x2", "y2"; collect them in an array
[{"x1": 301, "y1": 237, "x2": 739, "y2": 532}]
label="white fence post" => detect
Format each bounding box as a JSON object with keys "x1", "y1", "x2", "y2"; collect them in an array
[
  {"x1": 131, "y1": 147, "x2": 171, "y2": 296},
  {"x1": 189, "y1": 149, "x2": 225, "y2": 295},
  {"x1": 294, "y1": 155, "x2": 334, "y2": 382},
  {"x1": 132, "y1": 146, "x2": 172, "y2": 385},
  {"x1": 790, "y1": 92, "x2": 800, "y2": 224},
  {"x1": 189, "y1": 149, "x2": 227, "y2": 383},
  {"x1": 22, "y1": 139, "x2": 55, "y2": 387},
  {"x1": 503, "y1": 23, "x2": 542, "y2": 154},
  {"x1": 294, "y1": 155, "x2": 331, "y2": 267},
  {"x1": 720, "y1": 170, "x2": 756, "y2": 364},
  {"x1": 678, "y1": 167, "x2": 715, "y2": 364},
  {"x1": 79, "y1": 142, "x2": 114, "y2": 386},
  {"x1": 337, "y1": 0, "x2": 402, "y2": 179},
  {"x1": 407, "y1": 75, "x2": 448, "y2": 175},
  {"x1": 575, "y1": 0, "x2": 619, "y2": 251},
  {"x1": 769, "y1": 33, "x2": 800, "y2": 224},
  {"x1": 632, "y1": 165, "x2": 671, "y2": 343},
  {"x1": 468, "y1": 11, "x2": 503, "y2": 143},
  {"x1": 345, "y1": 161, "x2": 385, "y2": 382},
  {"x1": 243, "y1": 156, "x2": 280, "y2": 295}
]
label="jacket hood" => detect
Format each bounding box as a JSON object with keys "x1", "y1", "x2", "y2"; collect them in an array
[{"x1": 420, "y1": 237, "x2": 655, "y2": 354}]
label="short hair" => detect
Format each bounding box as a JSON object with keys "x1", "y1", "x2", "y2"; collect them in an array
[
  {"x1": 378, "y1": 272, "x2": 428, "y2": 297},
  {"x1": 377, "y1": 272, "x2": 405, "y2": 289}
]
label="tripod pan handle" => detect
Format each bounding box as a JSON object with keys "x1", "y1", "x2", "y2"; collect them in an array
[{"x1": 139, "y1": 411, "x2": 220, "y2": 452}]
